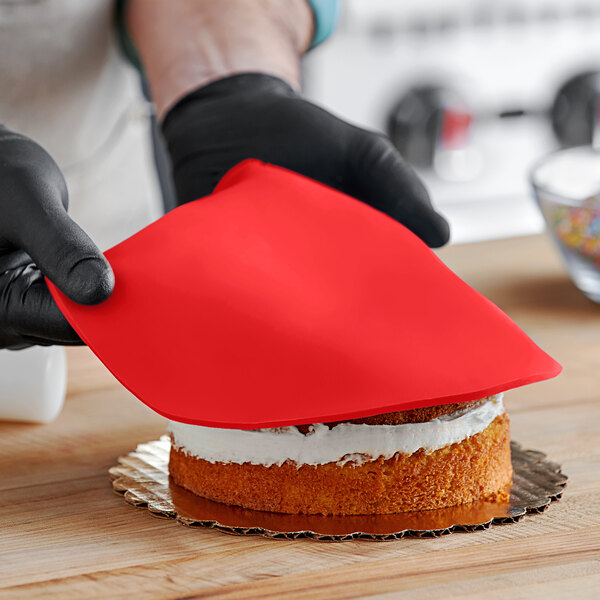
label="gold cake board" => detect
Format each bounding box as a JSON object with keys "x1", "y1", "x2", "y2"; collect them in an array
[{"x1": 109, "y1": 436, "x2": 567, "y2": 542}]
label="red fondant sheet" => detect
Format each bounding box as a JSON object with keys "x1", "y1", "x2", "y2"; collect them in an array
[{"x1": 48, "y1": 160, "x2": 561, "y2": 428}]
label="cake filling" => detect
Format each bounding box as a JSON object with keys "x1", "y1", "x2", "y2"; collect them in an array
[{"x1": 168, "y1": 394, "x2": 504, "y2": 467}]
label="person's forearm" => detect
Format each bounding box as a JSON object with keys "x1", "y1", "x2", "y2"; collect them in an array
[{"x1": 126, "y1": 0, "x2": 313, "y2": 118}]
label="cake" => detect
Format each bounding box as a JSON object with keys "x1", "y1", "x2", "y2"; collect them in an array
[{"x1": 167, "y1": 394, "x2": 512, "y2": 515}]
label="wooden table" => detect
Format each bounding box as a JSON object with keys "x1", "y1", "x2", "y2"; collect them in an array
[{"x1": 1, "y1": 234, "x2": 599, "y2": 599}]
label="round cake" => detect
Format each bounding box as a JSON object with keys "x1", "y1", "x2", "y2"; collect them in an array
[{"x1": 168, "y1": 394, "x2": 512, "y2": 515}]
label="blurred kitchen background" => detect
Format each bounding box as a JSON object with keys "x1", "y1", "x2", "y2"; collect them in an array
[{"x1": 302, "y1": 0, "x2": 600, "y2": 243}]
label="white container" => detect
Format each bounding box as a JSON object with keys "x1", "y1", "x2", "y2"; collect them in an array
[{"x1": 0, "y1": 346, "x2": 67, "y2": 423}]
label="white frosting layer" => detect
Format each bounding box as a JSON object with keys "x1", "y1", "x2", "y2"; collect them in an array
[{"x1": 168, "y1": 395, "x2": 505, "y2": 467}]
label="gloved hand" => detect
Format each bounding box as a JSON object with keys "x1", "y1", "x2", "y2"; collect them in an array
[
  {"x1": 0, "y1": 126, "x2": 114, "y2": 349},
  {"x1": 162, "y1": 73, "x2": 450, "y2": 247}
]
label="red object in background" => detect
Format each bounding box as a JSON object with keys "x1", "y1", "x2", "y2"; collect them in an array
[
  {"x1": 48, "y1": 160, "x2": 560, "y2": 429},
  {"x1": 438, "y1": 109, "x2": 473, "y2": 150}
]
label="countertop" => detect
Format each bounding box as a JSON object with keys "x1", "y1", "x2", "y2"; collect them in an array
[{"x1": 1, "y1": 234, "x2": 599, "y2": 599}]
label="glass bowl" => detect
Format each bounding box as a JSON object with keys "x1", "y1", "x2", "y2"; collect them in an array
[{"x1": 531, "y1": 146, "x2": 600, "y2": 303}]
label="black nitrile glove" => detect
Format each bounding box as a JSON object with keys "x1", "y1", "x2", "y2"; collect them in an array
[
  {"x1": 0, "y1": 126, "x2": 114, "y2": 349},
  {"x1": 162, "y1": 73, "x2": 450, "y2": 248}
]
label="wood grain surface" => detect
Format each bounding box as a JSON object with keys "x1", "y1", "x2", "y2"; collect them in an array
[{"x1": 1, "y1": 234, "x2": 599, "y2": 599}]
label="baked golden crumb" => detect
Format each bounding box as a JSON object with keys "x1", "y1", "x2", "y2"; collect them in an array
[{"x1": 169, "y1": 412, "x2": 512, "y2": 515}]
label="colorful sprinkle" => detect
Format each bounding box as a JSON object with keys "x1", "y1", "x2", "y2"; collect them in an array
[{"x1": 549, "y1": 197, "x2": 600, "y2": 266}]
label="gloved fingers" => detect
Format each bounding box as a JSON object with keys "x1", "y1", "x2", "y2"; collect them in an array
[
  {"x1": 170, "y1": 153, "x2": 234, "y2": 205},
  {"x1": 16, "y1": 203, "x2": 114, "y2": 306},
  {"x1": 347, "y1": 132, "x2": 450, "y2": 248},
  {"x1": 0, "y1": 128, "x2": 70, "y2": 212},
  {"x1": 0, "y1": 134, "x2": 114, "y2": 305},
  {"x1": 0, "y1": 249, "x2": 34, "y2": 274},
  {"x1": 0, "y1": 265, "x2": 82, "y2": 349}
]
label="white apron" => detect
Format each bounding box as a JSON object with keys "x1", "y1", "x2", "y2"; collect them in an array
[{"x1": 0, "y1": 0, "x2": 163, "y2": 250}]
